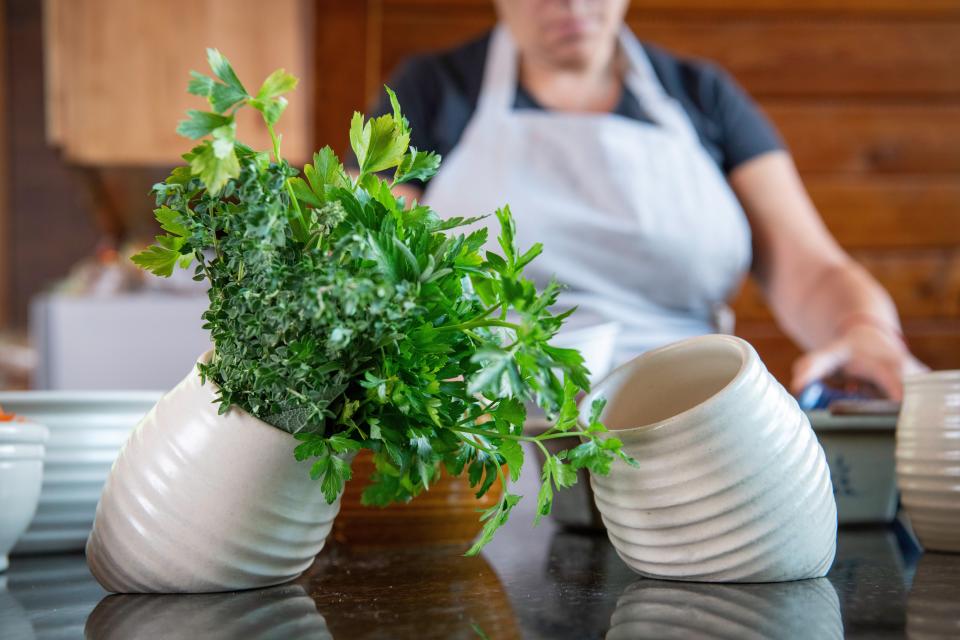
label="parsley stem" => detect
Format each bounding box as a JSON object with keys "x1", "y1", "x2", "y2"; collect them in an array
[
  {"x1": 265, "y1": 120, "x2": 309, "y2": 242},
  {"x1": 438, "y1": 318, "x2": 521, "y2": 333}
]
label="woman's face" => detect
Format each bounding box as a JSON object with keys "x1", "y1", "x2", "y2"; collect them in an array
[{"x1": 494, "y1": 0, "x2": 630, "y2": 70}]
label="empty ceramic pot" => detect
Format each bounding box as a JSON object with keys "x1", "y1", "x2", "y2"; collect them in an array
[
  {"x1": 0, "y1": 419, "x2": 47, "y2": 572},
  {"x1": 896, "y1": 370, "x2": 960, "y2": 552},
  {"x1": 606, "y1": 577, "x2": 842, "y2": 639},
  {"x1": 584, "y1": 334, "x2": 837, "y2": 582},
  {"x1": 86, "y1": 353, "x2": 344, "y2": 593}
]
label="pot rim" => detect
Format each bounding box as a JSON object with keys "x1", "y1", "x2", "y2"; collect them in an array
[
  {"x1": 579, "y1": 334, "x2": 754, "y2": 435},
  {"x1": 903, "y1": 369, "x2": 960, "y2": 387},
  {"x1": 0, "y1": 390, "x2": 163, "y2": 406},
  {"x1": 0, "y1": 420, "x2": 49, "y2": 444}
]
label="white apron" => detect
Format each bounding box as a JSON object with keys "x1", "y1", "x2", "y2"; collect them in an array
[{"x1": 422, "y1": 26, "x2": 752, "y2": 365}]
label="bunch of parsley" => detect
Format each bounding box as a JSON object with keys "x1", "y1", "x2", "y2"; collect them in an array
[{"x1": 133, "y1": 50, "x2": 636, "y2": 554}]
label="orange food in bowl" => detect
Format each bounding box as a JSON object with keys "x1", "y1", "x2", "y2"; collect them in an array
[{"x1": 0, "y1": 403, "x2": 24, "y2": 422}]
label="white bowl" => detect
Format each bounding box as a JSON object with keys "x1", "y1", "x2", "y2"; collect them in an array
[
  {"x1": 0, "y1": 420, "x2": 48, "y2": 570},
  {"x1": 551, "y1": 321, "x2": 620, "y2": 386},
  {"x1": 0, "y1": 392, "x2": 161, "y2": 554}
]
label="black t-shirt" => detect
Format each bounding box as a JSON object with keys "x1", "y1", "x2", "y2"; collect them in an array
[{"x1": 360, "y1": 31, "x2": 783, "y2": 181}]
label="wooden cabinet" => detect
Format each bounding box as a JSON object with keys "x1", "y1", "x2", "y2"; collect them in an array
[{"x1": 44, "y1": 0, "x2": 314, "y2": 165}]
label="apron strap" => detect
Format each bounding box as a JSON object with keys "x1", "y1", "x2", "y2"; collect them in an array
[{"x1": 477, "y1": 23, "x2": 702, "y2": 144}]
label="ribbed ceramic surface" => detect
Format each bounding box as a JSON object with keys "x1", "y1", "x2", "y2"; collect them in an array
[
  {"x1": 586, "y1": 335, "x2": 837, "y2": 582},
  {"x1": 607, "y1": 577, "x2": 842, "y2": 639},
  {"x1": 86, "y1": 355, "x2": 343, "y2": 593},
  {"x1": 896, "y1": 370, "x2": 960, "y2": 552},
  {"x1": 85, "y1": 584, "x2": 332, "y2": 639},
  {"x1": 0, "y1": 392, "x2": 160, "y2": 554}
]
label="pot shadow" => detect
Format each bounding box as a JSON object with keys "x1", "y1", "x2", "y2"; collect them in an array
[
  {"x1": 4, "y1": 554, "x2": 106, "y2": 640},
  {"x1": 907, "y1": 553, "x2": 960, "y2": 638},
  {"x1": 303, "y1": 542, "x2": 522, "y2": 640},
  {"x1": 606, "y1": 577, "x2": 844, "y2": 640},
  {"x1": 84, "y1": 583, "x2": 331, "y2": 640},
  {"x1": 0, "y1": 575, "x2": 35, "y2": 640}
]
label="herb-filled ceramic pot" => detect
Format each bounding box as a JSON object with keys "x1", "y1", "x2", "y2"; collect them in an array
[
  {"x1": 584, "y1": 334, "x2": 837, "y2": 582},
  {"x1": 896, "y1": 370, "x2": 960, "y2": 552},
  {"x1": 86, "y1": 353, "x2": 344, "y2": 593}
]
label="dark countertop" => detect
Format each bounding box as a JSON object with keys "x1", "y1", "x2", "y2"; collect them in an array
[{"x1": 2, "y1": 515, "x2": 955, "y2": 640}]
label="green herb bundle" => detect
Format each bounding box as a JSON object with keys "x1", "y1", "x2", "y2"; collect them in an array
[{"x1": 134, "y1": 50, "x2": 636, "y2": 554}]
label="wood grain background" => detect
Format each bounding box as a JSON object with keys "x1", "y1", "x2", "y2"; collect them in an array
[
  {"x1": 1, "y1": 0, "x2": 958, "y2": 385},
  {"x1": 313, "y1": 0, "x2": 960, "y2": 383}
]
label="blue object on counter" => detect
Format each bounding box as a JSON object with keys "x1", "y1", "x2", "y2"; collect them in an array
[{"x1": 798, "y1": 377, "x2": 884, "y2": 412}]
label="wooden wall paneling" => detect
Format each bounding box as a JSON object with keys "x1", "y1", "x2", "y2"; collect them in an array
[
  {"x1": 0, "y1": 0, "x2": 8, "y2": 326},
  {"x1": 314, "y1": 0, "x2": 375, "y2": 154},
  {"x1": 383, "y1": 0, "x2": 960, "y2": 17},
  {"x1": 770, "y1": 103, "x2": 960, "y2": 176},
  {"x1": 809, "y1": 178, "x2": 960, "y2": 249},
  {"x1": 629, "y1": 21, "x2": 960, "y2": 98},
  {"x1": 375, "y1": 7, "x2": 960, "y2": 98},
  {"x1": 732, "y1": 249, "x2": 960, "y2": 322}
]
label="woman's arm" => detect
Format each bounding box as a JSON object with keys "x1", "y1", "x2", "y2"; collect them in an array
[{"x1": 729, "y1": 150, "x2": 927, "y2": 400}]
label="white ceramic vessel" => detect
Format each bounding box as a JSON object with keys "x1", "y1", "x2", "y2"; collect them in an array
[
  {"x1": 606, "y1": 577, "x2": 842, "y2": 639},
  {"x1": 0, "y1": 392, "x2": 160, "y2": 554},
  {"x1": 896, "y1": 370, "x2": 960, "y2": 552},
  {"x1": 86, "y1": 353, "x2": 344, "y2": 593},
  {"x1": 0, "y1": 420, "x2": 47, "y2": 572},
  {"x1": 584, "y1": 334, "x2": 837, "y2": 582}
]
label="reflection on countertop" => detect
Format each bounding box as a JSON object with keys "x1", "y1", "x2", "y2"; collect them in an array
[
  {"x1": 86, "y1": 584, "x2": 332, "y2": 640},
  {"x1": 0, "y1": 523, "x2": 950, "y2": 640}
]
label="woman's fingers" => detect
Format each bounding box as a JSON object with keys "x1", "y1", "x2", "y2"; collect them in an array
[
  {"x1": 790, "y1": 331, "x2": 930, "y2": 401},
  {"x1": 790, "y1": 341, "x2": 849, "y2": 395}
]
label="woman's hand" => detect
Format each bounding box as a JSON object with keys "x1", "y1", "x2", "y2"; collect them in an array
[
  {"x1": 791, "y1": 321, "x2": 929, "y2": 401},
  {"x1": 729, "y1": 152, "x2": 928, "y2": 402}
]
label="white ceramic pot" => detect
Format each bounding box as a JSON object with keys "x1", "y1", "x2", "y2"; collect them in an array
[
  {"x1": 86, "y1": 353, "x2": 344, "y2": 593},
  {"x1": 896, "y1": 370, "x2": 960, "y2": 552},
  {"x1": 606, "y1": 577, "x2": 842, "y2": 639},
  {"x1": 0, "y1": 420, "x2": 47, "y2": 572},
  {"x1": 584, "y1": 335, "x2": 837, "y2": 582},
  {"x1": 0, "y1": 391, "x2": 161, "y2": 554}
]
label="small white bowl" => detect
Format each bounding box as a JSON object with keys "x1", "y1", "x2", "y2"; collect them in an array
[
  {"x1": 550, "y1": 321, "x2": 620, "y2": 386},
  {"x1": 0, "y1": 392, "x2": 160, "y2": 554},
  {"x1": 0, "y1": 419, "x2": 48, "y2": 571}
]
